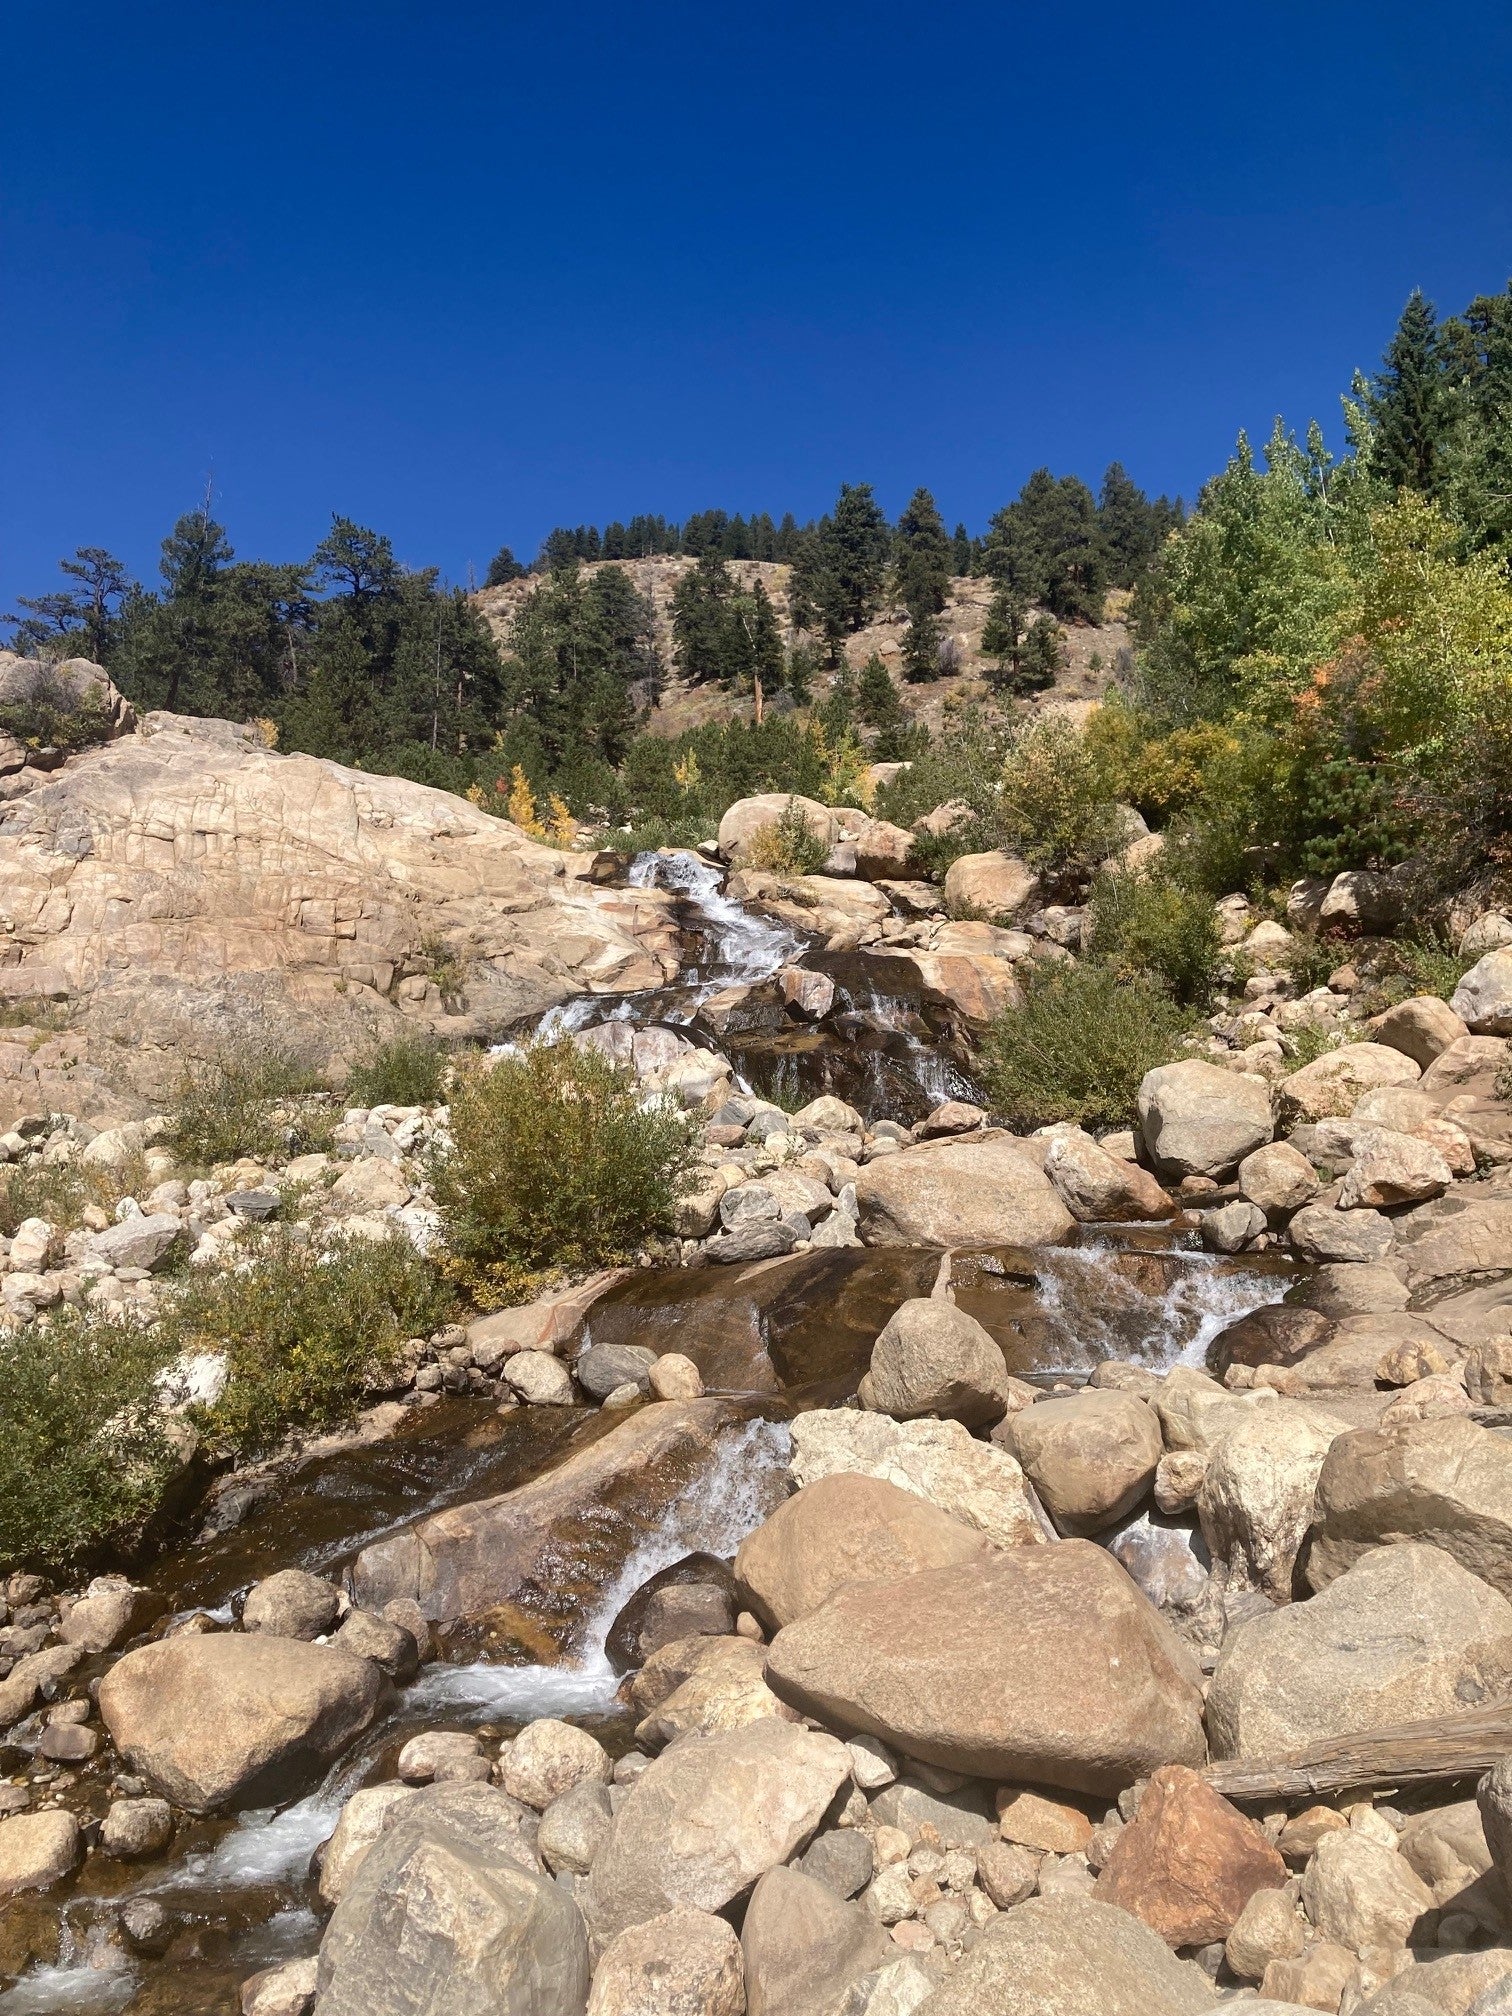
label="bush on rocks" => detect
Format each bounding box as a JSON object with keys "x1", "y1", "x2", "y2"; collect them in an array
[
  {"x1": 0, "y1": 1307, "x2": 178, "y2": 1574},
  {"x1": 165, "y1": 1226, "x2": 452, "y2": 1455},
  {"x1": 433, "y1": 1039, "x2": 698, "y2": 1299},
  {"x1": 1086, "y1": 867, "x2": 1224, "y2": 1006},
  {"x1": 170, "y1": 1036, "x2": 331, "y2": 1167},
  {"x1": 980, "y1": 961, "x2": 1189, "y2": 1131},
  {"x1": 344, "y1": 1032, "x2": 449, "y2": 1108}
]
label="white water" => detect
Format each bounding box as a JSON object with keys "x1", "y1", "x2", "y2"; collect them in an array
[
  {"x1": 0, "y1": 1928, "x2": 133, "y2": 2014},
  {"x1": 628, "y1": 850, "x2": 801, "y2": 993},
  {"x1": 410, "y1": 1415, "x2": 791, "y2": 1720},
  {"x1": 1032, "y1": 1240, "x2": 1290, "y2": 1370}
]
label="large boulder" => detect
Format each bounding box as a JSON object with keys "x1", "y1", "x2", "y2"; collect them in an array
[
  {"x1": 1003, "y1": 1391, "x2": 1161, "y2": 1537},
  {"x1": 717, "y1": 794, "x2": 837, "y2": 865},
  {"x1": 740, "y1": 1865, "x2": 891, "y2": 2016},
  {"x1": 1275, "y1": 1043, "x2": 1423, "y2": 1126},
  {"x1": 98, "y1": 1632, "x2": 386, "y2": 1813},
  {"x1": 787, "y1": 1409, "x2": 1047, "y2": 1550},
  {"x1": 580, "y1": 1718, "x2": 852, "y2": 1945},
  {"x1": 1301, "y1": 1829, "x2": 1434, "y2": 1953},
  {"x1": 1137, "y1": 1061, "x2": 1274, "y2": 1180},
  {"x1": 853, "y1": 1132, "x2": 1074, "y2": 1248},
  {"x1": 1338, "y1": 1128, "x2": 1453, "y2": 1209},
  {"x1": 765, "y1": 1541, "x2": 1206, "y2": 1796},
  {"x1": 1196, "y1": 1400, "x2": 1348, "y2": 1601},
  {"x1": 911, "y1": 1893, "x2": 1216, "y2": 2016},
  {"x1": 859, "y1": 1298, "x2": 1011, "y2": 1427},
  {"x1": 350, "y1": 1401, "x2": 748, "y2": 1632},
  {"x1": 242, "y1": 1568, "x2": 342, "y2": 1641},
  {"x1": 587, "y1": 1908, "x2": 745, "y2": 2016},
  {"x1": 1093, "y1": 1764, "x2": 1286, "y2": 1946},
  {"x1": 0, "y1": 1811, "x2": 81, "y2": 1898},
  {"x1": 1043, "y1": 1130, "x2": 1174, "y2": 1223},
  {"x1": 733, "y1": 1474, "x2": 993, "y2": 1632},
  {"x1": 852, "y1": 819, "x2": 916, "y2": 883},
  {"x1": 1206, "y1": 1543, "x2": 1512, "y2": 1760},
  {"x1": 314, "y1": 1785, "x2": 587, "y2": 2016},
  {"x1": 1372, "y1": 996, "x2": 1469, "y2": 1070},
  {"x1": 1452, "y1": 950, "x2": 1512, "y2": 1035},
  {"x1": 0, "y1": 722, "x2": 679, "y2": 1097},
  {"x1": 1307, "y1": 1416, "x2": 1512, "y2": 1602},
  {"x1": 941, "y1": 851, "x2": 1040, "y2": 920},
  {"x1": 633, "y1": 1636, "x2": 797, "y2": 1749}
]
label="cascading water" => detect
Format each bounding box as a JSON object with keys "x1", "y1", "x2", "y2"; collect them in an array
[
  {"x1": 1025, "y1": 1240, "x2": 1291, "y2": 1371},
  {"x1": 411, "y1": 1415, "x2": 790, "y2": 1719},
  {"x1": 626, "y1": 849, "x2": 802, "y2": 994}
]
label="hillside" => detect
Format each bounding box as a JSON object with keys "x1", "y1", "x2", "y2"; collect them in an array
[{"x1": 475, "y1": 557, "x2": 1132, "y2": 740}]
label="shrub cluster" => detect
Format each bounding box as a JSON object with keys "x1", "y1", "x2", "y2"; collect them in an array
[
  {"x1": 346, "y1": 1032, "x2": 449, "y2": 1108},
  {"x1": 979, "y1": 960, "x2": 1189, "y2": 1133},
  {"x1": 743, "y1": 799, "x2": 830, "y2": 875},
  {"x1": 171, "y1": 1038, "x2": 332, "y2": 1166},
  {"x1": 433, "y1": 1040, "x2": 698, "y2": 1300}
]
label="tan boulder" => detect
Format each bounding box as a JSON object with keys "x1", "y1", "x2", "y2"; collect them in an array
[
  {"x1": 580, "y1": 1718, "x2": 852, "y2": 1945},
  {"x1": 787, "y1": 1409, "x2": 1047, "y2": 1550},
  {"x1": 942, "y1": 851, "x2": 1040, "y2": 920},
  {"x1": 1043, "y1": 1129, "x2": 1174, "y2": 1222},
  {"x1": 1196, "y1": 1399, "x2": 1348, "y2": 1600},
  {"x1": 740, "y1": 1865, "x2": 891, "y2": 2016},
  {"x1": 1338, "y1": 1127, "x2": 1453, "y2": 1209},
  {"x1": 633, "y1": 1637, "x2": 797, "y2": 1748},
  {"x1": 908, "y1": 1893, "x2": 1217, "y2": 2016},
  {"x1": 1275, "y1": 1042, "x2": 1422, "y2": 1126},
  {"x1": 499, "y1": 1718, "x2": 611, "y2": 1810},
  {"x1": 765, "y1": 1541, "x2": 1206, "y2": 1797},
  {"x1": 98, "y1": 1632, "x2": 385, "y2": 1813},
  {"x1": 317, "y1": 1783, "x2": 422, "y2": 1908},
  {"x1": 1452, "y1": 949, "x2": 1512, "y2": 1034},
  {"x1": 0, "y1": 1811, "x2": 81, "y2": 1898},
  {"x1": 859, "y1": 1298, "x2": 1011, "y2": 1427},
  {"x1": 853, "y1": 1130, "x2": 1075, "y2": 1248},
  {"x1": 1005, "y1": 1390, "x2": 1162, "y2": 1537},
  {"x1": 1237, "y1": 1141, "x2": 1320, "y2": 1215},
  {"x1": 1093, "y1": 1764, "x2": 1286, "y2": 1946},
  {"x1": 1372, "y1": 996, "x2": 1470, "y2": 1069},
  {"x1": 1137, "y1": 1060, "x2": 1274, "y2": 1180},
  {"x1": 1301, "y1": 1829, "x2": 1434, "y2": 1951},
  {"x1": 0, "y1": 723, "x2": 679, "y2": 1095},
  {"x1": 588, "y1": 1908, "x2": 746, "y2": 2016},
  {"x1": 1207, "y1": 1543, "x2": 1512, "y2": 1761},
  {"x1": 734, "y1": 1473, "x2": 993, "y2": 1632},
  {"x1": 717, "y1": 793, "x2": 836, "y2": 864},
  {"x1": 996, "y1": 1788, "x2": 1093, "y2": 1853},
  {"x1": 1307, "y1": 1416, "x2": 1512, "y2": 1601},
  {"x1": 852, "y1": 819, "x2": 916, "y2": 882},
  {"x1": 1224, "y1": 1887, "x2": 1305, "y2": 1982}
]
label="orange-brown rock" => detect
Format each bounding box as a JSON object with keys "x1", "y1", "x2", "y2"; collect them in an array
[{"x1": 1093, "y1": 1764, "x2": 1287, "y2": 1947}]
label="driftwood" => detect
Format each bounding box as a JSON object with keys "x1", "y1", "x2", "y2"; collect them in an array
[{"x1": 1204, "y1": 1699, "x2": 1512, "y2": 1803}]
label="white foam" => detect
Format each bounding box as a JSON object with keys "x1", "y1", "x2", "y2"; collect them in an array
[
  {"x1": 628, "y1": 850, "x2": 801, "y2": 992},
  {"x1": 0, "y1": 1929, "x2": 134, "y2": 2014},
  {"x1": 411, "y1": 1415, "x2": 790, "y2": 1720},
  {"x1": 1032, "y1": 1241, "x2": 1290, "y2": 1371}
]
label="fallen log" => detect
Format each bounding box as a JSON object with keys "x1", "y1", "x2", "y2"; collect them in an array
[{"x1": 1204, "y1": 1699, "x2": 1512, "y2": 1803}]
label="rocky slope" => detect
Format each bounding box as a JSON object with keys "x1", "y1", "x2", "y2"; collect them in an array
[{"x1": 0, "y1": 672, "x2": 681, "y2": 1113}]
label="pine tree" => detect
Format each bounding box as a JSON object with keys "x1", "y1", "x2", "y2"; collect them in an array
[
  {"x1": 901, "y1": 609, "x2": 942, "y2": 683},
  {"x1": 952, "y1": 523, "x2": 973, "y2": 576},
  {"x1": 794, "y1": 483, "x2": 892, "y2": 658},
  {"x1": 1367, "y1": 290, "x2": 1452, "y2": 496},
  {"x1": 894, "y1": 487, "x2": 951, "y2": 619},
  {"x1": 484, "y1": 546, "x2": 526, "y2": 586},
  {"x1": 981, "y1": 581, "x2": 1025, "y2": 678}
]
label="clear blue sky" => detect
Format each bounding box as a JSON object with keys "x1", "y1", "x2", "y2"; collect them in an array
[{"x1": 4, "y1": 1, "x2": 1511, "y2": 609}]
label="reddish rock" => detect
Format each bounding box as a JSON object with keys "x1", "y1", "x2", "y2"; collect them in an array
[{"x1": 1092, "y1": 1763, "x2": 1286, "y2": 1947}]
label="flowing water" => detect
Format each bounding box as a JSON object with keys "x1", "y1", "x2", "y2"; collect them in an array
[{"x1": 0, "y1": 850, "x2": 1298, "y2": 2013}]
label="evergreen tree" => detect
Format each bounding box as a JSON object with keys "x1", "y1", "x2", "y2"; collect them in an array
[
  {"x1": 1366, "y1": 289, "x2": 1452, "y2": 496},
  {"x1": 893, "y1": 487, "x2": 951, "y2": 617},
  {"x1": 981, "y1": 581, "x2": 1026, "y2": 680},
  {"x1": 951, "y1": 522, "x2": 973, "y2": 576},
  {"x1": 4, "y1": 546, "x2": 134, "y2": 661},
  {"x1": 901, "y1": 608, "x2": 942, "y2": 683},
  {"x1": 792, "y1": 483, "x2": 891, "y2": 659},
  {"x1": 984, "y1": 471, "x2": 1107, "y2": 623},
  {"x1": 1097, "y1": 464, "x2": 1177, "y2": 588},
  {"x1": 312, "y1": 517, "x2": 401, "y2": 601},
  {"x1": 1441, "y1": 283, "x2": 1512, "y2": 555}
]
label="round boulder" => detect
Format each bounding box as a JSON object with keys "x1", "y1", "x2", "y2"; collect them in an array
[
  {"x1": 1137, "y1": 1060, "x2": 1273, "y2": 1181},
  {"x1": 499, "y1": 1718, "x2": 611, "y2": 1811},
  {"x1": 587, "y1": 1907, "x2": 745, "y2": 2016},
  {"x1": 859, "y1": 1298, "x2": 1012, "y2": 1427},
  {"x1": 1005, "y1": 1391, "x2": 1162, "y2": 1537},
  {"x1": 734, "y1": 1473, "x2": 994, "y2": 1631},
  {"x1": 242, "y1": 1569, "x2": 341, "y2": 1641}
]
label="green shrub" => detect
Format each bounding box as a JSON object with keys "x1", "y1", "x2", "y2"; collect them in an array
[
  {"x1": 166, "y1": 1228, "x2": 452, "y2": 1455},
  {"x1": 997, "y1": 718, "x2": 1124, "y2": 886},
  {"x1": 1086, "y1": 869, "x2": 1223, "y2": 1006},
  {"x1": 0, "y1": 667, "x2": 113, "y2": 754},
  {"x1": 171, "y1": 1038, "x2": 330, "y2": 1166},
  {"x1": 434, "y1": 1040, "x2": 698, "y2": 1299},
  {"x1": 0, "y1": 1310, "x2": 178, "y2": 1574},
  {"x1": 743, "y1": 798, "x2": 829, "y2": 875},
  {"x1": 978, "y1": 960, "x2": 1189, "y2": 1132},
  {"x1": 874, "y1": 710, "x2": 1008, "y2": 832},
  {"x1": 346, "y1": 1033, "x2": 448, "y2": 1108},
  {"x1": 0, "y1": 1150, "x2": 152, "y2": 1237}
]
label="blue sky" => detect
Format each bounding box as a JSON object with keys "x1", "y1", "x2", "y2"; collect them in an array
[{"x1": 4, "y1": 0, "x2": 1511, "y2": 608}]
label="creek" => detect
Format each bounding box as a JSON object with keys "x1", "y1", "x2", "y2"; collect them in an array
[{"x1": 0, "y1": 852, "x2": 1296, "y2": 2014}]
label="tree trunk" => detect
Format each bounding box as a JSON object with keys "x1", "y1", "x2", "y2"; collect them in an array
[{"x1": 1204, "y1": 1700, "x2": 1512, "y2": 1803}]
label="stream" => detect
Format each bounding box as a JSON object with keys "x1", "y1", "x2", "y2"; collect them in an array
[{"x1": 0, "y1": 852, "x2": 1296, "y2": 2014}]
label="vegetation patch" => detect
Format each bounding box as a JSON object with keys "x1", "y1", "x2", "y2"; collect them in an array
[
  {"x1": 346, "y1": 1032, "x2": 449, "y2": 1108},
  {"x1": 170, "y1": 1038, "x2": 332, "y2": 1166},
  {"x1": 743, "y1": 798, "x2": 830, "y2": 875},
  {"x1": 980, "y1": 960, "x2": 1189, "y2": 1132},
  {"x1": 433, "y1": 1039, "x2": 698, "y2": 1301},
  {"x1": 1086, "y1": 869, "x2": 1224, "y2": 1006}
]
